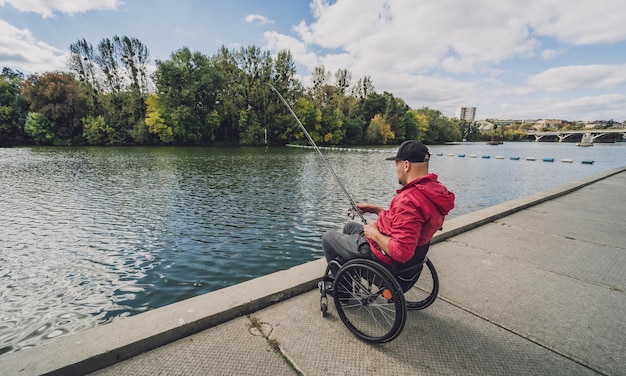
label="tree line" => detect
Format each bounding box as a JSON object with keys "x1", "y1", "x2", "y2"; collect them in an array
[{"x1": 1, "y1": 36, "x2": 481, "y2": 147}]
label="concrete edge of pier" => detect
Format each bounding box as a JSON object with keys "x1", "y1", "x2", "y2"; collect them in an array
[{"x1": 2, "y1": 166, "x2": 625, "y2": 376}]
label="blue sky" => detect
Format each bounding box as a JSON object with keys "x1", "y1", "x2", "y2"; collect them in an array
[{"x1": 1, "y1": 0, "x2": 625, "y2": 122}]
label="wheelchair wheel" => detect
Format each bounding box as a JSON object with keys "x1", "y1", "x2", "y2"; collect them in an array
[
  {"x1": 320, "y1": 297, "x2": 329, "y2": 317},
  {"x1": 405, "y1": 258, "x2": 439, "y2": 310},
  {"x1": 333, "y1": 259, "x2": 407, "y2": 343}
]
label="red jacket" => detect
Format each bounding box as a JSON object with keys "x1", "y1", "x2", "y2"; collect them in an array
[{"x1": 368, "y1": 173, "x2": 455, "y2": 265}]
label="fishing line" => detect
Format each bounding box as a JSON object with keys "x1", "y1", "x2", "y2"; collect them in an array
[{"x1": 267, "y1": 83, "x2": 367, "y2": 224}]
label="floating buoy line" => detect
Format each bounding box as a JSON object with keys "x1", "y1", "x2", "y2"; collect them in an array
[
  {"x1": 286, "y1": 144, "x2": 594, "y2": 164},
  {"x1": 286, "y1": 144, "x2": 393, "y2": 154},
  {"x1": 434, "y1": 152, "x2": 594, "y2": 165}
]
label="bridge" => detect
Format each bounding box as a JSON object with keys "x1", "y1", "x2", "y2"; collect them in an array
[{"x1": 527, "y1": 129, "x2": 626, "y2": 142}]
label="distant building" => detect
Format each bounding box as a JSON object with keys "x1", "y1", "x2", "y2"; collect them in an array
[
  {"x1": 492, "y1": 119, "x2": 516, "y2": 127},
  {"x1": 476, "y1": 120, "x2": 495, "y2": 132},
  {"x1": 456, "y1": 107, "x2": 476, "y2": 122},
  {"x1": 542, "y1": 119, "x2": 565, "y2": 128},
  {"x1": 531, "y1": 119, "x2": 575, "y2": 130}
]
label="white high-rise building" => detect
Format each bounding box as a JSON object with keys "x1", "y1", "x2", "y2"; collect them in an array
[{"x1": 456, "y1": 107, "x2": 476, "y2": 122}]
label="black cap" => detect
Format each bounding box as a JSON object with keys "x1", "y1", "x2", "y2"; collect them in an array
[{"x1": 385, "y1": 140, "x2": 430, "y2": 162}]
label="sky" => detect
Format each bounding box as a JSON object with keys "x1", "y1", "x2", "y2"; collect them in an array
[{"x1": 1, "y1": 0, "x2": 626, "y2": 122}]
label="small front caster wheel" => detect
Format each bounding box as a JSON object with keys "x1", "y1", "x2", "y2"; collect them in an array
[{"x1": 320, "y1": 296, "x2": 328, "y2": 317}]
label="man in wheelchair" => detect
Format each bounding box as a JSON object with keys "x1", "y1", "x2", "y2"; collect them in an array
[
  {"x1": 319, "y1": 140, "x2": 455, "y2": 342},
  {"x1": 321, "y1": 140, "x2": 455, "y2": 292}
]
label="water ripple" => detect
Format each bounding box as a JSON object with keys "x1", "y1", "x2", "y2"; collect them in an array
[{"x1": 1, "y1": 144, "x2": 624, "y2": 353}]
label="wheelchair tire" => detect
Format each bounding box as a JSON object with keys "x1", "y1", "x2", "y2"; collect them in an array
[
  {"x1": 333, "y1": 259, "x2": 407, "y2": 343},
  {"x1": 405, "y1": 258, "x2": 439, "y2": 310}
]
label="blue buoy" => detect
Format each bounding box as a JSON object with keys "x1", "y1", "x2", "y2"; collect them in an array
[
  {"x1": 458, "y1": 154, "x2": 465, "y2": 157},
  {"x1": 543, "y1": 158, "x2": 555, "y2": 162},
  {"x1": 510, "y1": 156, "x2": 520, "y2": 160},
  {"x1": 581, "y1": 160, "x2": 595, "y2": 165},
  {"x1": 482, "y1": 155, "x2": 490, "y2": 159}
]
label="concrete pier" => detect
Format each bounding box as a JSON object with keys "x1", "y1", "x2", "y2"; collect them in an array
[{"x1": 2, "y1": 167, "x2": 625, "y2": 376}]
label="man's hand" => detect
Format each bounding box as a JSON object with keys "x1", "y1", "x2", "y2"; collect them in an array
[
  {"x1": 357, "y1": 202, "x2": 384, "y2": 214},
  {"x1": 363, "y1": 222, "x2": 379, "y2": 239},
  {"x1": 363, "y1": 222, "x2": 391, "y2": 254}
]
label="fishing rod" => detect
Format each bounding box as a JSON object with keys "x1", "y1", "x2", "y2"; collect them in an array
[{"x1": 267, "y1": 83, "x2": 367, "y2": 224}]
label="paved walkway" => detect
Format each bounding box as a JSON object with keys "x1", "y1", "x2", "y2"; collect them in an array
[{"x1": 2, "y1": 167, "x2": 625, "y2": 376}]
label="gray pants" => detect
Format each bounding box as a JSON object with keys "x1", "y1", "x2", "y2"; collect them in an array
[{"x1": 322, "y1": 222, "x2": 377, "y2": 264}]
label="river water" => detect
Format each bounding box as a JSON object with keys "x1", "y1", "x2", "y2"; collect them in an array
[{"x1": 1, "y1": 142, "x2": 625, "y2": 353}]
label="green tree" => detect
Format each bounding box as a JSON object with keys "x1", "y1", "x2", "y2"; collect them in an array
[
  {"x1": 360, "y1": 92, "x2": 386, "y2": 126},
  {"x1": 21, "y1": 72, "x2": 90, "y2": 145},
  {"x1": 269, "y1": 49, "x2": 303, "y2": 145},
  {"x1": 0, "y1": 68, "x2": 29, "y2": 146},
  {"x1": 283, "y1": 97, "x2": 321, "y2": 143},
  {"x1": 458, "y1": 120, "x2": 480, "y2": 141},
  {"x1": 314, "y1": 84, "x2": 345, "y2": 145},
  {"x1": 115, "y1": 36, "x2": 150, "y2": 96},
  {"x1": 153, "y1": 47, "x2": 223, "y2": 145},
  {"x1": 213, "y1": 46, "x2": 244, "y2": 143},
  {"x1": 502, "y1": 128, "x2": 529, "y2": 141},
  {"x1": 96, "y1": 38, "x2": 123, "y2": 94},
  {"x1": 234, "y1": 46, "x2": 273, "y2": 145},
  {"x1": 400, "y1": 110, "x2": 428, "y2": 142},
  {"x1": 24, "y1": 112, "x2": 54, "y2": 144},
  {"x1": 69, "y1": 38, "x2": 108, "y2": 144},
  {"x1": 438, "y1": 120, "x2": 461, "y2": 142},
  {"x1": 69, "y1": 36, "x2": 150, "y2": 144},
  {"x1": 365, "y1": 114, "x2": 394, "y2": 144},
  {"x1": 321, "y1": 105, "x2": 345, "y2": 144},
  {"x1": 344, "y1": 116, "x2": 366, "y2": 145},
  {"x1": 68, "y1": 39, "x2": 101, "y2": 105},
  {"x1": 4, "y1": 42, "x2": 465, "y2": 147},
  {"x1": 238, "y1": 108, "x2": 264, "y2": 145},
  {"x1": 82, "y1": 115, "x2": 117, "y2": 145},
  {"x1": 416, "y1": 107, "x2": 460, "y2": 143},
  {"x1": 144, "y1": 94, "x2": 173, "y2": 143},
  {"x1": 352, "y1": 76, "x2": 374, "y2": 99},
  {"x1": 115, "y1": 36, "x2": 150, "y2": 143},
  {"x1": 335, "y1": 68, "x2": 352, "y2": 96},
  {"x1": 310, "y1": 65, "x2": 332, "y2": 107},
  {"x1": 381, "y1": 92, "x2": 410, "y2": 141}
]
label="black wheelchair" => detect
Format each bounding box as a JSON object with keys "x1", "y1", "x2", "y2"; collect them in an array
[{"x1": 318, "y1": 243, "x2": 439, "y2": 343}]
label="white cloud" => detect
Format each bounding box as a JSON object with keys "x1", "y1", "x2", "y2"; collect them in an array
[
  {"x1": 541, "y1": 49, "x2": 566, "y2": 60},
  {"x1": 497, "y1": 94, "x2": 625, "y2": 121},
  {"x1": 0, "y1": 0, "x2": 121, "y2": 18},
  {"x1": 261, "y1": 0, "x2": 626, "y2": 120},
  {"x1": 264, "y1": 31, "x2": 318, "y2": 69},
  {"x1": 288, "y1": 0, "x2": 544, "y2": 74},
  {"x1": 245, "y1": 14, "x2": 274, "y2": 26},
  {"x1": 527, "y1": 64, "x2": 626, "y2": 92},
  {"x1": 0, "y1": 20, "x2": 66, "y2": 73},
  {"x1": 529, "y1": 0, "x2": 626, "y2": 45},
  {"x1": 303, "y1": 0, "x2": 392, "y2": 49},
  {"x1": 267, "y1": 0, "x2": 626, "y2": 76}
]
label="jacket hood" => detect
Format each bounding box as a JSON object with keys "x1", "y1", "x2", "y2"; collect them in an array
[{"x1": 410, "y1": 174, "x2": 455, "y2": 215}]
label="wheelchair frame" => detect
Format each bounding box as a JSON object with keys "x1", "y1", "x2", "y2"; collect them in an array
[{"x1": 319, "y1": 255, "x2": 439, "y2": 343}]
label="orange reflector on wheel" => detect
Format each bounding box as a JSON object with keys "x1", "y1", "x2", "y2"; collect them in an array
[{"x1": 382, "y1": 289, "x2": 393, "y2": 300}]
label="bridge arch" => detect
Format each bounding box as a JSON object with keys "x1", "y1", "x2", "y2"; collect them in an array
[{"x1": 529, "y1": 129, "x2": 625, "y2": 142}]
